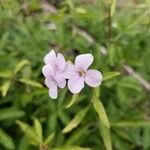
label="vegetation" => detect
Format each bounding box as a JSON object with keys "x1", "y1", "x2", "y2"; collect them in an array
[{"x1": 0, "y1": 0, "x2": 150, "y2": 150}]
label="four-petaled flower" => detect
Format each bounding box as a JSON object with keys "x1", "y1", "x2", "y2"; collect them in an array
[{"x1": 65, "y1": 54, "x2": 102, "y2": 93}]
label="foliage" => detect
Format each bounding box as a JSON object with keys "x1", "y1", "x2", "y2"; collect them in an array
[{"x1": 0, "y1": 0, "x2": 150, "y2": 150}]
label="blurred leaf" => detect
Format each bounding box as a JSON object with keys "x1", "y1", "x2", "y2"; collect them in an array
[
  {"x1": 111, "y1": 121, "x2": 150, "y2": 127},
  {"x1": 75, "y1": 7, "x2": 87, "y2": 14},
  {"x1": 65, "y1": 94, "x2": 79, "y2": 108},
  {"x1": 44, "y1": 132, "x2": 55, "y2": 145},
  {"x1": 92, "y1": 97, "x2": 110, "y2": 128},
  {"x1": 16, "y1": 120, "x2": 39, "y2": 146},
  {"x1": 99, "y1": 121, "x2": 112, "y2": 150},
  {"x1": 103, "y1": 72, "x2": 120, "y2": 81},
  {"x1": 142, "y1": 127, "x2": 150, "y2": 149},
  {"x1": 33, "y1": 118, "x2": 43, "y2": 143},
  {"x1": 1, "y1": 80, "x2": 11, "y2": 97},
  {"x1": 0, "y1": 108, "x2": 25, "y2": 121},
  {"x1": 102, "y1": 0, "x2": 113, "y2": 5},
  {"x1": 111, "y1": 0, "x2": 116, "y2": 16},
  {"x1": 0, "y1": 70, "x2": 12, "y2": 78},
  {"x1": 52, "y1": 146, "x2": 91, "y2": 150},
  {"x1": 62, "y1": 106, "x2": 89, "y2": 133},
  {"x1": 19, "y1": 78, "x2": 43, "y2": 88},
  {"x1": 14, "y1": 59, "x2": 30, "y2": 74},
  {"x1": 0, "y1": 128, "x2": 15, "y2": 149}
]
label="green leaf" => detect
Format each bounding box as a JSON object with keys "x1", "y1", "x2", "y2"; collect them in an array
[
  {"x1": 102, "y1": 0, "x2": 113, "y2": 4},
  {"x1": 0, "y1": 70, "x2": 12, "y2": 78},
  {"x1": 65, "y1": 94, "x2": 79, "y2": 108},
  {"x1": 16, "y1": 120, "x2": 39, "y2": 146},
  {"x1": 143, "y1": 127, "x2": 150, "y2": 149},
  {"x1": 0, "y1": 128, "x2": 15, "y2": 149},
  {"x1": 52, "y1": 146, "x2": 91, "y2": 150},
  {"x1": 103, "y1": 72, "x2": 120, "y2": 81},
  {"x1": 19, "y1": 78, "x2": 43, "y2": 88},
  {"x1": 110, "y1": 0, "x2": 116, "y2": 16},
  {"x1": 92, "y1": 98, "x2": 110, "y2": 128},
  {"x1": 14, "y1": 59, "x2": 30, "y2": 74},
  {"x1": 1, "y1": 80, "x2": 11, "y2": 97},
  {"x1": 44, "y1": 132, "x2": 55, "y2": 145},
  {"x1": 0, "y1": 108, "x2": 25, "y2": 121},
  {"x1": 33, "y1": 118, "x2": 43, "y2": 143},
  {"x1": 62, "y1": 106, "x2": 89, "y2": 133},
  {"x1": 99, "y1": 121, "x2": 112, "y2": 150},
  {"x1": 111, "y1": 121, "x2": 150, "y2": 127}
]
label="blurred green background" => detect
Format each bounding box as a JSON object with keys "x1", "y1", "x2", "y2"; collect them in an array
[{"x1": 0, "y1": 0, "x2": 150, "y2": 150}]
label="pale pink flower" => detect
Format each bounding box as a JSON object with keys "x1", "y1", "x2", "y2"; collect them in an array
[
  {"x1": 42, "y1": 50, "x2": 66, "y2": 99},
  {"x1": 65, "y1": 54, "x2": 102, "y2": 94}
]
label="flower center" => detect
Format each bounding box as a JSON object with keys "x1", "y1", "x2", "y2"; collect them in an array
[{"x1": 78, "y1": 70, "x2": 86, "y2": 77}]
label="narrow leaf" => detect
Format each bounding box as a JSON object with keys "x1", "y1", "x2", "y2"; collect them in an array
[
  {"x1": 0, "y1": 128, "x2": 15, "y2": 149},
  {"x1": 111, "y1": 0, "x2": 116, "y2": 16},
  {"x1": 14, "y1": 59, "x2": 30, "y2": 74},
  {"x1": 16, "y1": 120, "x2": 39, "y2": 146},
  {"x1": 65, "y1": 94, "x2": 79, "y2": 108},
  {"x1": 103, "y1": 71, "x2": 120, "y2": 81},
  {"x1": 44, "y1": 133, "x2": 55, "y2": 145},
  {"x1": 1, "y1": 80, "x2": 11, "y2": 97},
  {"x1": 0, "y1": 70, "x2": 12, "y2": 78},
  {"x1": 33, "y1": 118, "x2": 43, "y2": 143},
  {"x1": 99, "y1": 121, "x2": 112, "y2": 150},
  {"x1": 92, "y1": 98, "x2": 110, "y2": 128},
  {"x1": 111, "y1": 121, "x2": 150, "y2": 127},
  {"x1": 52, "y1": 146, "x2": 91, "y2": 150},
  {"x1": 0, "y1": 108, "x2": 25, "y2": 121},
  {"x1": 19, "y1": 78, "x2": 43, "y2": 88},
  {"x1": 62, "y1": 106, "x2": 89, "y2": 133}
]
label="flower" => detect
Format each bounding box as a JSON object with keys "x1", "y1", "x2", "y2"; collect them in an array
[
  {"x1": 65, "y1": 54, "x2": 102, "y2": 94},
  {"x1": 42, "y1": 50, "x2": 66, "y2": 99}
]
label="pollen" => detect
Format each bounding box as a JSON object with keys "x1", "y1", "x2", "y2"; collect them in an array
[{"x1": 78, "y1": 70, "x2": 86, "y2": 76}]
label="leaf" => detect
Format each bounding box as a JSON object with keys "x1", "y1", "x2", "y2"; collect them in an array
[
  {"x1": 62, "y1": 106, "x2": 89, "y2": 133},
  {"x1": 33, "y1": 118, "x2": 43, "y2": 143},
  {"x1": 19, "y1": 78, "x2": 43, "y2": 88},
  {"x1": 1, "y1": 80, "x2": 11, "y2": 97},
  {"x1": 103, "y1": 71, "x2": 120, "y2": 81},
  {"x1": 52, "y1": 146, "x2": 91, "y2": 150},
  {"x1": 111, "y1": 121, "x2": 150, "y2": 127},
  {"x1": 143, "y1": 127, "x2": 150, "y2": 149},
  {"x1": 0, "y1": 70, "x2": 12, "y2": 78},
  {"x1": 14, "y1": 59, "x2": 30, "y2": 74},
  {"x1": 0, "y1": 108, "x2": 25, "y2": 121},
  {"x1": 110, "y1": 0, "x2": 116, "y2": 16},
  {"x1": 0, "y1": 128, "x2": 15, "y2": 149},
  {"x1": 99, "y1": 121, "x2": 112, "y2": 150},
  {"x1": 65, "y1": 94, "x2": 79, "y2": 108},
  {"x1": 102, "y1": 0, "x2": 113, "y2": 4},
  {"x1": 44, "y1": 132, "x2": 55, "y2": 145},
  {"x1": 16, "y1": 120, "x2": 39, "y2": 146},
  {"x1": 92, "y1": 98, "x2": 110, "y2": 128}
]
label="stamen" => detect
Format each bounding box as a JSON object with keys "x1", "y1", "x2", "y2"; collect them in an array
[{"x1": 78, "y1": 70, "x2": 86, "y2": 76}]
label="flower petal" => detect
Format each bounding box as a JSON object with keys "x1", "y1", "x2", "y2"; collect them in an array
[
  {"x1": 68, "y1": 75, "x2": 84, "y2": 93},
  {"x1": 54, "y1": 73, "x2": 66, "y2": 89},
  {"x1": 45, "y1": 78, "x2": 55, "y2": 88},
  {"x1": 42, "y1": 64, "x2": 54, "y2": 78},
  {"x1": 49, "y1": 85, "x2": 58, "y2": 99},
  {"x1": 85, "y1": 69, "x2": 102, "y2": 87},
  {"x1": 75, "y1": 54, "x2": 94, "y2": 70},
  {"x1": 57, "y1": 53, "x2": 66, "y2": 71},
  {"x1": 44, "y1": 50, "x2": 56, "y2": 64},
  {"x1": 62, "y1": 62, "x2": 75, "y2": 79}
]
